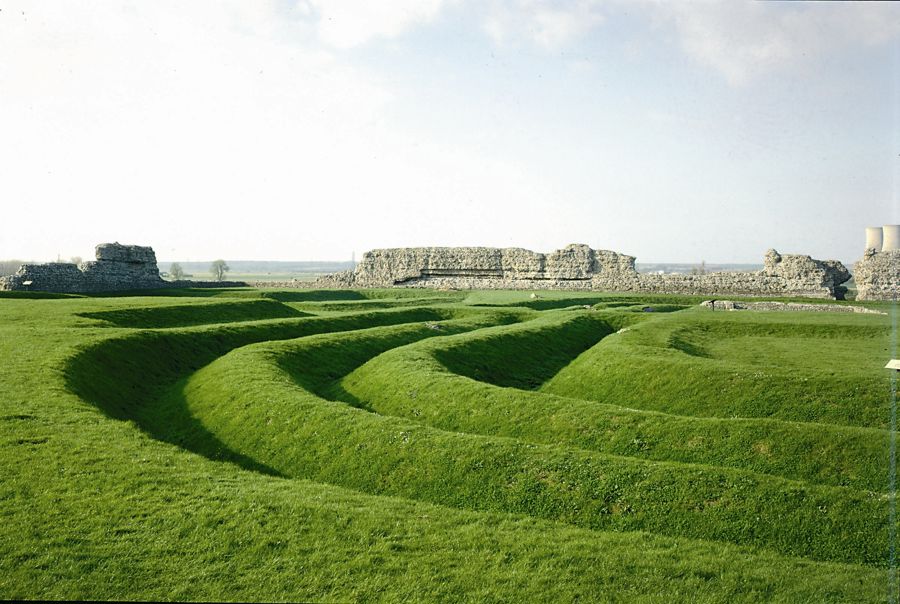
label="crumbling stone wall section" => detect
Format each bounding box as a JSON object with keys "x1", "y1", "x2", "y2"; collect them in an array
[
  {"x1": 345, "y1": 244, "x2": 636, "y2": 288},
  {"x1": 0, "y1": 243, "x2": 249, "y2": 293},
  {"x1": 0, "y1": 262, "x2": 89, "y2": 293},
  {"x1": 762, "y1": 249, "x2": 851, "y2": 298},
  {"x1": 342, "y1": 244, "x2": 617, "y2": 290},
  {"x1": 311, "y1": 244, "x2": 851, "y2": 299},
  {"x1": 614, "y1": 250, "x2": 850, "y2": 299},
  {"x1": 81, "y1": 243, "x2": 165, "y2": 290},
  {"x1": 0, "y1": 243, "x2": 165, "y2": 293},
  {"x1": 700, "y1": 300, "x2": 883, "y2": 314},
  {"x1": 854, "y1": 249, "x2": 900, "y2": 301}
]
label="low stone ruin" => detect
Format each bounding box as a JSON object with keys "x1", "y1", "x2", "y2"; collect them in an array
[
  {"x1": 854, "y1": 249, "x2": 899, "y2": 301},
  {"x1": 0, "y1": 243, "x2": 246, "y2": 293},
  {"x1": 1, "y1": 241, "x2": 866, "y2": 300},
  {"x1": 700, "y1": 300, "x2": 884, "y2": 314},
  {"x1": 318, "y1": 244, "x2": 635, "y2": 289},
  {"x1": 314, "y1": 244, "x2": 851, "y2": 299},
  {"x1": 630, "y1": 249, "x2": 850, "y2": 299},
  {"x1": 0, "y1": 243, "x2": 165, "y2": 293}
]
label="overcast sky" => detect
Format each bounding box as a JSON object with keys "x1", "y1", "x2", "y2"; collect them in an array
[{"x1": 1, "y1": 1, "x2": 898, "y2": 263}]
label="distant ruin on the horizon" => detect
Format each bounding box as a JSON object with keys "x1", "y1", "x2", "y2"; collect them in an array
[
  {"x1": 0, "y1": 243, "x2": 244, "y2": 293},
  {"x1": 2, "y1": 231, "x2": 897, "y2": 301},
  {"x1": 313, "y1": 244, "x2": 853, "y2": 299}
]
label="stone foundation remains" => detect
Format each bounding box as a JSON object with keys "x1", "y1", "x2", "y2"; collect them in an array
[
  {"x1": 1, "y1": 241, "x2": 863, "y2": 300},
  {"x1": 313, "y1": 244, "x2": 851, "y2": 299},
  {"x1": 700, "y1": 300, "x2": 884, "y2": 314},
  {"x1": 0, "y1": 243, "x2": 247, "y2": 293},
  {"x1": 854, "y1": 249, "x2": 899, "y2": 301}
]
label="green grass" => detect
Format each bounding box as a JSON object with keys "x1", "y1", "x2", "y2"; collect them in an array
[
  {"x1": 78, "y1": 298, "x2": 311, "y2": 328},
  {"x1": 335, "y1": 312, "x2": 891, "y2": 492},
  {"x1": 176, "y1": 334, "x2": 889, "y2": 565},
  {"x1": 432, "y1": 310, "x2": 637, "y2": 389},
  {"x1": 544, "y1": 308, "x2": 893, "y2": 429},
  {"x1": 0, "y1": 290, "x2": 897, "y2": 601}
]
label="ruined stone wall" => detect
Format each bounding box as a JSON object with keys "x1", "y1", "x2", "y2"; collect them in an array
[
  {"x1": 0, "y1": 243, "x2": 165, "y2": 293},
  {"x1": 0, "y1": 263, "x2": 90, "y2": 293},
  {"x1": 613, "y1": 250, "x2": 850, "y2": 299},
  {"x1": 312, "y1": 244, "x2": 851, "y2": 299},
  {"x1": 347, "y1": 244, "x2": 626, "y2": 288},
  {"x1": 854, "y1": 249, "x2": 899, "y2": 301},
  {"x1": 700, "y1": 300, "x2": 883, "y2": 314},
  {"x1": 0, "y1": 243, "x2": 248, "y2": 293}
]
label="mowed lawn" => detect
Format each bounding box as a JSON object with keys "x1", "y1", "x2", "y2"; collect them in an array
[{"x1": 0, "y1": 288, "x2": 896, "y2": 602}]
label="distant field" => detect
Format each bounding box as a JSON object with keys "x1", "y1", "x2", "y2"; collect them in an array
[
  {"x1": 636, "y1": 262, "x2": 762, "y2": 274},
  {"x1": 0, "y1": 287, "x2": 896, "y2": 602},
  {"x1": 157, "y1": 260, "x2": 354, "y2": 283},
  {"x1": 219, "y1": 272, "x2": 321, "y2": 283}
]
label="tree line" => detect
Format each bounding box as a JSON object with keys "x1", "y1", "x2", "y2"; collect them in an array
[{"x1": 166, "y1": 260, "x2": 230, "y2": 282}]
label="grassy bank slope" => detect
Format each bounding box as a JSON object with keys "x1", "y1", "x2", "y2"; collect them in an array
[
  {"x1": 545, "y1": 308, "x2": 893, "y2": 429},
  {"x1": 0, "y1": 291, "x2": 895, "y2": 601},
  {"x1": 173, "y1": 323, "x2": 889, "y2": 565},
  {"x1": 336, "y1": 312, "x2": 890, "y2": 491}
]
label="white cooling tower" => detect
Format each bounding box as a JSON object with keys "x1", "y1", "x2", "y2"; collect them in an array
[
  {"x1": 883, "y1": 225, "x2": 900, "y2": 252},
  {"x1": 865, "y1": 227, "x2": 884, "y2": 251}
]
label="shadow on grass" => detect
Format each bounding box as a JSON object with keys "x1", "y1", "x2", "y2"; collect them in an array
[
  {"x1": 62, "y1": 307, "x2": 457, "y2": 477},
  {"x1": 147, "y1": 377, "x2": 286, "y2": 477},
  {"x1": 88, "y1": 287, "x2": 260, "y2": 298},
  {"x1": 434, "y1": 314, "x2": 623, "y2": 390},
  {"x1": 0, "y1": 291, "x2": 84, "y2": 299},
  {"x1": 64, "y1": 331, "x2": 284, "y2": 477},
  {"x1": 473, "y1": 296, "x2": 611, "y2": 311},
  {"x1": 79, "y1": 299, "x2": 309, "y2": 328},
  {"x1": 261, "y1": 290, "x2": 368, "y2": 302},
  {"x1": 320, "y1": 380, "x2": 369, "y2": 410}
]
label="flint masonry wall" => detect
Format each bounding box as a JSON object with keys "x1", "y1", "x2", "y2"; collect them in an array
[
  {"x1": 0, "y1": 243, "x2": 166, "y2": 293},
  {"x1": 0, "y1": 243, "x2": 247, "y2": 293},
  {"x1": 314, "y1": 244, "x2": 851, "y2": 299},
  {"x1": 616, "y1": 250, "x2": 850, "y2": 299},
  {"x1": 854, "y1": 249, "x2": 900, "y2": 301}
]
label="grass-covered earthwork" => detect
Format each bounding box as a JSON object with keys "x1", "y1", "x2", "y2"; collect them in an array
[{"x1": 0, "y1": 287, "x2": 896, "y2": 602}]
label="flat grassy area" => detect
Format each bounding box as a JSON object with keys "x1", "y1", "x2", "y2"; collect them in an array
[{"x1": 0, "y1": 288, "x2": 896, "y2": 602}]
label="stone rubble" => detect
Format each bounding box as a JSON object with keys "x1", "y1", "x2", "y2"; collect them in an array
[{"x1": 700, "y1": 300, "x2": 884, "y2": 314}]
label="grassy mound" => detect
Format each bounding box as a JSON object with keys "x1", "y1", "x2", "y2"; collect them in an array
[
  {"x1": 0, "y1": 290, "x2": 896, "y2": 601},
  {"x1": 545, "y1": 308, "x2": 893, "y2": 429},
  {"x1": 336, "y1": 324, "x2": 889, "y2": 491},
  {"x1": 432, "y1": 310, "x2": 636, "y2": 389},
  {"x1": 65, "y1": 306, "x2": 475, "y2": 427},
  {"x1": 174, "y1": 325, "x2": 889, "y2": 565},
  {"x1": 0, "y1": 290, "x2": 84, "y2": 299},
  {"x1": 79, "y1": 298, "x2": 310, "y2": 328}
]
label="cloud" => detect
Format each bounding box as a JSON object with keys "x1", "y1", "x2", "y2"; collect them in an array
[
  {"x1": 0, "y1": 0, "x2": 398, "y2": 258},
  {"x1": 652, "y1": 1, "x2": 900, "y2": 86},
  {"x1": 305, "y1": 0, "x2": 449, "y2": 48},
  {"x1": 0, "y1": 0, "x2": 565, "y2": 260},
  {"x1": 483, "y1": 0, "x2": 605, "y2": 49}
]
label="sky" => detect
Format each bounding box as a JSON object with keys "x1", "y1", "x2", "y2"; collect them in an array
[{"x1": 1, "y1": 1, "x2": 898, "y2": 264}]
